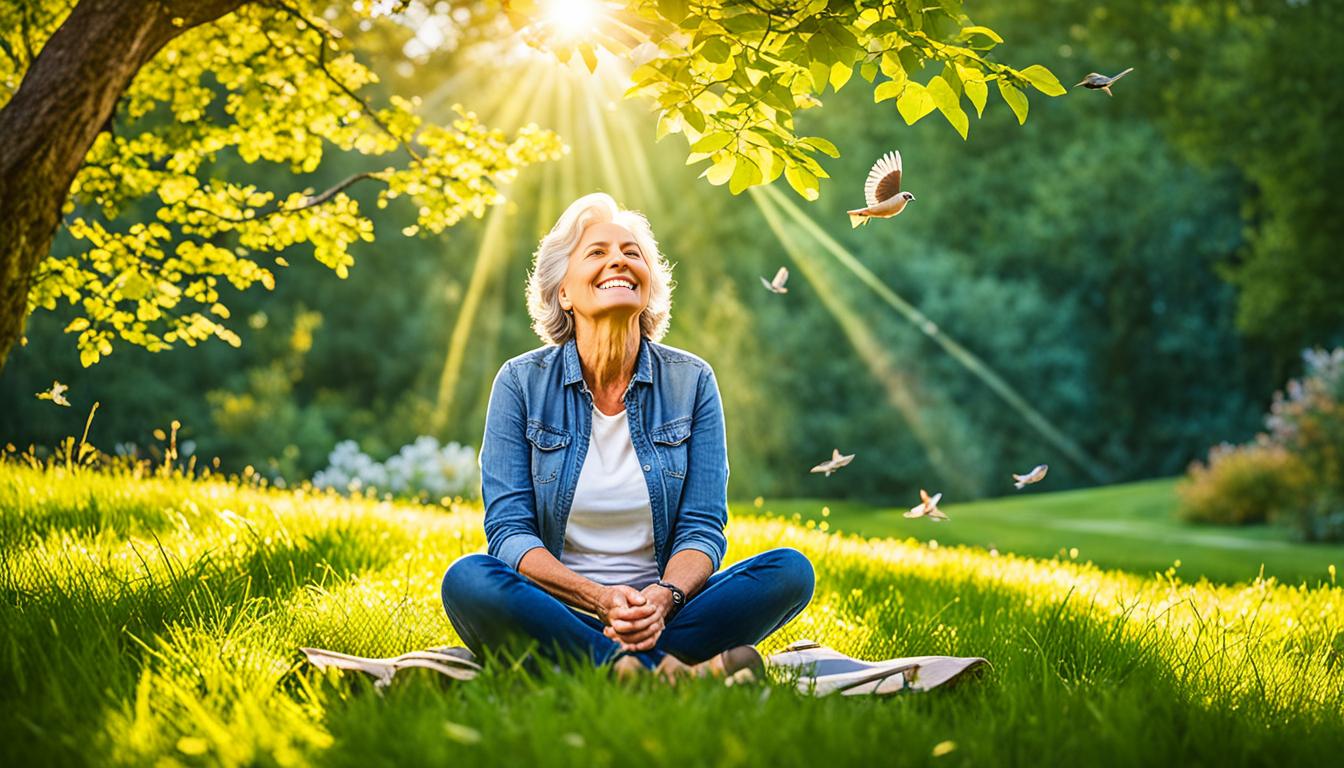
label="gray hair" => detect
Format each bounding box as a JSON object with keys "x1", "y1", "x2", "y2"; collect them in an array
[{"x1": 526, "y1": 192, "x2": 674, "y2": 345}]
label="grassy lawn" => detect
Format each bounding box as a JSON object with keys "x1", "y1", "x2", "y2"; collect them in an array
[
  {"x1": 3, "y1": 462, "x2": 1343, "y2": 766},
  {"x1": 736, "y1": 479, "x2": 1344, "y2": 586}
]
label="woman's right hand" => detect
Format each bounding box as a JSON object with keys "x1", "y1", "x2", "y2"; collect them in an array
[{"x1": 597, "y1": 585, "x2": 663, "y2": 651}]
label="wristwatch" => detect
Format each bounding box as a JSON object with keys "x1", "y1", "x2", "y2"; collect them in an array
[{"x1": 655, "y1": 579, "x2": 686, "y2": 619}]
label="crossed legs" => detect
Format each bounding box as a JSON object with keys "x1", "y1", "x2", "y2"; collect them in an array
[{"x1": 441, "y1": 548, "x2": 815, "y2": 671}]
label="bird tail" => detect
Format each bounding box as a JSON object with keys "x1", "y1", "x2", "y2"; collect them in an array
[
  {"x1": 1112, "y1": 67, "x2": 1134, "y2": 81},
  {"x1": 847, "y1": 212, "x2": 867, "y2": 228},
  {"x1": 1013, "y1": 476, "x2": 1026, "y2": 489}
]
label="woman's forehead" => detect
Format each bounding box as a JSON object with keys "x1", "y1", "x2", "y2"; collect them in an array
[{"x1": 579, "y1": 221, "x2": 639, "y2": 247}]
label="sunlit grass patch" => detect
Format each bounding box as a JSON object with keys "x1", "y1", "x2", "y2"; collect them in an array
[{"x1": 2, "y1": 461, "x2": 1343, "y2": 766}]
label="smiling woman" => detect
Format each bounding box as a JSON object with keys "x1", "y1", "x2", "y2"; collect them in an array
[{"x1": 440, "y1": 192, "x2": 815, "y2": 683}]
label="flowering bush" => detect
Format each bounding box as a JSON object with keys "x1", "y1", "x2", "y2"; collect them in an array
[
  {"x1": 312, "y1": 437, "x2": 479, "y2": 502},
  {"x1": 1180, "y1": 348, "x2": 1344, "y2": 540},
  {"x1": 1264, "y1": 348, "x2": 1344, "y2": 540}
]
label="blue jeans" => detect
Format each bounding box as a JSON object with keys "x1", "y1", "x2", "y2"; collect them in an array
[{"x1": 441, "y1": 547, "x2": 815, "y2": 670}]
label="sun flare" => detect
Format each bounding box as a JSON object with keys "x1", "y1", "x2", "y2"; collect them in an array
[{"x1": 543, "y1": 0, "x2": 604, "y2": 41}]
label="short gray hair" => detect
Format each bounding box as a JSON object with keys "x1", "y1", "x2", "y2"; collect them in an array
[{"x1": 526, "y1": 192, "x2": 674, "y2": 345}]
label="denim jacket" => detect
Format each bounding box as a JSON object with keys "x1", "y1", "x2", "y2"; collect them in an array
[{"x1": 479, "y1": 336, "x2": 729, "y2": 575}]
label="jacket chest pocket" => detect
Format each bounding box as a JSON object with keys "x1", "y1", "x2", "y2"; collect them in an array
[
  {"x1": 525, "y1": 421, "x2": 571, "y2": 485},
  {"x1": 650, "y1": 417, "x2": 692, "y2": 479}
]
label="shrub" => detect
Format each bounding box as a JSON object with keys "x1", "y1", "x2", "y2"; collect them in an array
[
  {"x1": 312, "y1": 437, "x2": 479, "y2": 502},
  {"x1": 1180, "y1": 348, "x2": 1344, "y2": 540},
  {"x1": 1177, "y1": 441, "x2": 1308, "y2": 525}
]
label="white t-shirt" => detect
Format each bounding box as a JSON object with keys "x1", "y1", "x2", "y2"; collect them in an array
[{"x1": 559, "y1": 406, "x2": 661, "y2": 589}]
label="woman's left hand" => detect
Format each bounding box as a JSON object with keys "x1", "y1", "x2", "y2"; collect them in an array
[{"x1": 603, "y1": 585, "x2": 673, "y2": 651}]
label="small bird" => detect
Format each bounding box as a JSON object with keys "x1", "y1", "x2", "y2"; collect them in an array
[
  {"x1": 847, "y1": 150, "x2": 915, "y2": 228},
  {"x1": 1012, "y1": 464, "x2": 1049, "y2": 490},
  {"x1": 36, "y1": 381, "x2": 70, "y2": 407},
  {"x1": 904, "y1": 489, "x2": 948, "y2": 521},
  {"x1": 760, "y1": 266, "x2": 789, "y2": 294},
  {"x1": 810, "y1": 448, "x2": 854, "y2": 477},
  {"x1": 1075, "y1": 68, "x2": 1133, "y2": 96}
]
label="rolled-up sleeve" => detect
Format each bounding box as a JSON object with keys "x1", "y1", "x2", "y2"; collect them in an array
[
  {"x1": 670, "y1": 365, "x2": 729, "y2": 571},
  {"x1": 479, "y1": 362, "x2": 545, "y2": 570}
]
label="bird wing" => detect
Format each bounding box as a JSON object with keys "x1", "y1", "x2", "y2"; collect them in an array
[
  {"x1": 864, "y1": 150, "x2": 902, "y2": 207},
  {"x1": 773, "y1": 266, "x2": 789, "y2": 287}
]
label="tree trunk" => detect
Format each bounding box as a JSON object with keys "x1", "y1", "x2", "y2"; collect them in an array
[{"x1": 0, "y1": 0, "x2": 246, "y2": 374}]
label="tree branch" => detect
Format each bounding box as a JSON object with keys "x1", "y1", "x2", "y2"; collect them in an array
[{"x1": 181, "y1": 170, "x2": 383, "y2": 224}]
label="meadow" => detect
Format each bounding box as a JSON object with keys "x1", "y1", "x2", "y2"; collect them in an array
[
  {"x1": 744, "y1": 479, "x2": 1344, "y2": 586},
  {"x1": 3, "y1": 460, "x2": 1342, "y2": 767}
]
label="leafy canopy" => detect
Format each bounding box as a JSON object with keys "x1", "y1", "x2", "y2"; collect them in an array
[
  {"x1": 506, "y1": 0, "x2": 1065, "y2": 197},
  {"x1": 2, "y1": 0, "x2": 1060, "y2": 366}
]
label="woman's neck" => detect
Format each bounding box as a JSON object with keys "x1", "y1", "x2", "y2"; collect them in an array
[{"x1": 574, "y1": 315, "x2": 640, "y2": 412}]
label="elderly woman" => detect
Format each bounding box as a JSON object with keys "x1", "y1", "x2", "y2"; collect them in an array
[{"x1": 440, "y1": 192, "x2": 814, "y2": 681}]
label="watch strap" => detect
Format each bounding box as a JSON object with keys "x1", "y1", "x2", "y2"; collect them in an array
[{"x1": 655, "y1": 579, "x2": 686, "y2": 618}]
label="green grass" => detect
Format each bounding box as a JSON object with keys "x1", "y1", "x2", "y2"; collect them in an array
[
  {"x1": 3, "y1": 461, "x2": 1343, "y2": 767},
  {"x1": 736, "y1": 479, "x2": 1344, "y2": 586}
]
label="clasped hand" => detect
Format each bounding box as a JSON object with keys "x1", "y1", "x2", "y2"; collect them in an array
[{"x1": 597, "y1": 583, "x2": 672, "y2": 652}]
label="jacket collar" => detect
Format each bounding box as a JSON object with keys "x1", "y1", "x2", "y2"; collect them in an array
[{"x1": 561, "y1": 334, "x2": 653, "y2": 388}]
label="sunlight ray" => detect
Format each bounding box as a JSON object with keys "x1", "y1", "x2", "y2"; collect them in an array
[
  {"x1": 758, "y1": 185, "x2": 1109, "y2": 483},
  {"x1": 579, "y1": 75, "x2": 629, "y2": 203},
  {"x1": 752, "y1": 188, "x2": 974, "y2": 492},
  {"x1": 429, "y1": 69, "x2": 557, "y2": 432}
]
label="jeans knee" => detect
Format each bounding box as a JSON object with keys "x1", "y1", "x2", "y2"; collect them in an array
[
  {"x1": 441, "y1": 553, "x2": 503, "y2": 613},
  {"x1": 765, "y1": 547, "x2": 815, "y2": 607}
]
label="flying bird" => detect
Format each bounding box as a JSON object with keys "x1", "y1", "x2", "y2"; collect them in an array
[
  {"x1": 36, "y1": 381, "x2": 70, "y2": 407},
  {"x1": 847, "y1": 150, "x2": 915, "y2": 228},
  {"x1": 1075, "y1": 68, "x2": 1133, "y2": 96},
  {"x1": 1012, "y1": 464, "x2": 1049, "y2": 490},
  {"x1": 904, "y1": 489, "x2": 948, "y2": 521},
  {"x1": 761, "y1": 267, "x2": 789, "y2": 294},
  {"x1": 810, "y1": 448, "x2": 854, "y2": 477}
]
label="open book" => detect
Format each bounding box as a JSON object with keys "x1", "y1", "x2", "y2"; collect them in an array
[
  {"x1": 766, "y1": 639, "x2": 989, "y2": 696},
  {"x1": 300, "y1": 640, "x2": 987, "y2": 696},
  {"x1": 300, "y1": 645, "x2": 480, "y2": 687}
]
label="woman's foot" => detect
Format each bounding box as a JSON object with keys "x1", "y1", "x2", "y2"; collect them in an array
[
  {"x1": 612, "y1": 654, "x2": 647, "y2": 681},
  {"x1": 654, "y1": 646, "x2": 764, "y2": 685}
]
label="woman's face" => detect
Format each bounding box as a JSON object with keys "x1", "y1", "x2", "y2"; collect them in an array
[{"x1": 558, "y1": 221, "x2": 652, "y2": 326}]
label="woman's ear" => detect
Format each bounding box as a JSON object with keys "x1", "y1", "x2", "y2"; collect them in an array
[{"x1": 558, "y1": 289, "x2": 570, "y2": 311}]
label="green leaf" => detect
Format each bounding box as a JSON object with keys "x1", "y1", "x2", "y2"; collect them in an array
[
  {"x1": 682, "y1": 105, "x2": 706, "y2": 133},
  {"x1": 809, "y1": 60, "x2": 831, "y2": 94},
  {"x1": 703, "y1": 154, "x2": 736, "y2": 186},
  {"x1": 874, "y1": 79, "x2": 905, "y2": 103},
  {"x1": 657, "y1": 0, "x2": 689, "y2": 24},
  {"x1": 722, "y1": 11, "x2": 768, "y2": 35},
  {"x1": 964, "y1": 78, "x2": 988, "y2": 117},
  {"x1": 997, "y1": 79, "x2": 1028, "y2": 124},
  {"x1": 829, "y1": 62, "x2": 853, "y2": 92},
  {"x1": 785, "y1": 165, "x2": 820, "y2": 201},
  {"x1": 927, "y1": 75, "x2": 968, "y2": 139},
  {"x1": 729, "y1": 154, "x2": 761, "y2": 194},
  {"x1": 957, "y1": 25, "x2": 1003, "y2": 44},
  {"x1": 806, "y1": 33, "x2": 835, "y2": 68},
  {"x1": 690, "y1": 131, "x2": 735, "y2": 154},
  {"x1": 1019, "y1": 64, "x2": 1067, "y2": 97},
  {"x1": 700, "y1": 37, "x2": 731, "y2": 64},
  {"x1": 800, "y1": 136, "x2": 840, "y2": 158},
  {"x1": 859, "y1": 61, "x2": 878, "y2": 83},
  {"x1": 897, "y1": 81, "x2": 935, "y2": 125}
]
